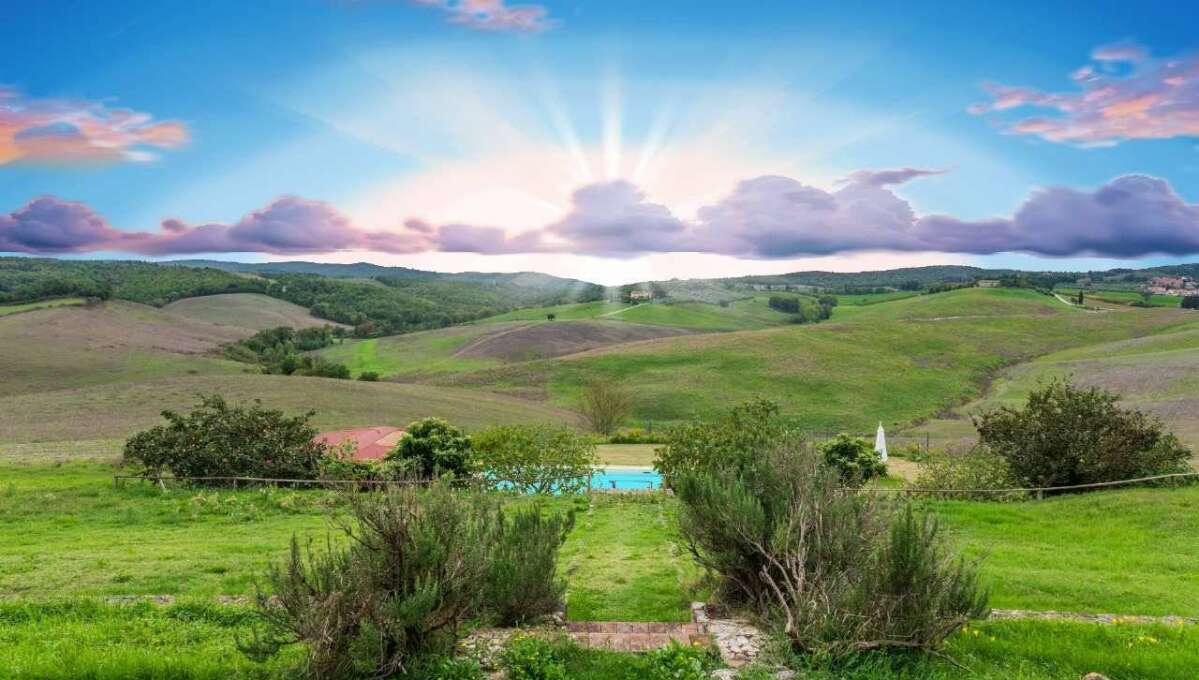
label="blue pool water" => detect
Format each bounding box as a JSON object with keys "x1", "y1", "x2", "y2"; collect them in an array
[{"x1": 589, "y1": 467, "x2": 662, "y2": 491}]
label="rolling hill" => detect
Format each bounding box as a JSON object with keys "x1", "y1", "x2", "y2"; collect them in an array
[
  {"x1": 164, "y1": 293, "x2": 344, "y2": 332},
  {"x1": 431, "y1": 288, "x2": 1195, "y2": 431}
]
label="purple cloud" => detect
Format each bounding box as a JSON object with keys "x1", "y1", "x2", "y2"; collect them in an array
[
  {"x1": 7, "y1": 172, "x2": 1199, "y2": 260},
  {"x1": 970, "y1": 43, "x2": 1199, "y2": 146},
  {"x1": 410, "y1": 0, "x2": 554, "y2": 32},
  {"x1": 1, "y1": 196, "x2": 428, "y2": 255}
]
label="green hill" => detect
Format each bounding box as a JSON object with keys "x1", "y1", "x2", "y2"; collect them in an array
[{"x1": 434, "y1": 288, "x2": 1194, "y2": 431}]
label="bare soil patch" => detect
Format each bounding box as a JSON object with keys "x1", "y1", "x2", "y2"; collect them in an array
[{"x1": 454, "y1": 320, "x2": 694, "y2": 361}]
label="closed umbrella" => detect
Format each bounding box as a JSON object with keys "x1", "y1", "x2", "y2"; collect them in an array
[{"x1": 874, "y1": 422, "x2": 888, "y2": 463}]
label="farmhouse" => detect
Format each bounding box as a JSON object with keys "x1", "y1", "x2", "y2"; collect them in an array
[{"x1": 314, "y1": 426, "x2": 405, "y2": 461}]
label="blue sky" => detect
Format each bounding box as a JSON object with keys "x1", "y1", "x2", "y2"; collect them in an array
[{"x1": 3, "y1": 0, "x2": 1198, "y2": 283}]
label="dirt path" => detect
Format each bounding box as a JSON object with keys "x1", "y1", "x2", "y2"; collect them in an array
[
  {"x1": 599, "y1": 303, "x2": 643, "y2": 318},
  {"x1": 990, "y1": 609, "x2": 1197, "y2": 625}
]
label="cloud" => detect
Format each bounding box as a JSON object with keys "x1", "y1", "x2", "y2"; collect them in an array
[
  {"x1": 969, "y1": 43, "x2": 1199, "y2": 146},
  {"x1": 0, "y1": 87, "x2": 188, "y2": 165},
  {"x1": 1, "y1": 196, "x2": 429, "y2": 255},
  {"x1": 7, "y1": 171, "x2": 1199, "y2": 259},
  {"x1": 411, "y1": 0, "x2": 554, "y2": 32}
]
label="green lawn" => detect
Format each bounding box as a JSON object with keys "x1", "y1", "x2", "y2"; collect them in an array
[
  {"x1": 2, "y1": 462, "x2": 1198, "y2": 678},
  {"x1": 560, "y1": 493, "x2": 702, "y2": 622}
]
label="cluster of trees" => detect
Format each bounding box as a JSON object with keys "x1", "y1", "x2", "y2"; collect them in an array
[
  {"x1": 224, "y1": 326, "x2": 351, "y2": 378},
  {"x1": 767, "y1": 294, "x2": 836, "y2": 323},
  {"x1": 1183, "y1": 296, "x2": 1199, "y2": 310},
  {"x1": 124, "y1": 398, "x2": 599, "y2": 495},
  {"x1": 0, "y1": 257, "x2": 263, "y2": 306},
  {"x1": 0, "y1": 259, "x2": 605, "y2": 338}
]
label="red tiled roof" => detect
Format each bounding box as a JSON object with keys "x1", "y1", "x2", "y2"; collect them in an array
[{"x1": 314, "y1": 426, "x2": 405, "y2": 461}]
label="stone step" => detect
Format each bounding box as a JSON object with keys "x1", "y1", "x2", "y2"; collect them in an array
[{"x1": 568, "y1": 631, "x2": 711, "y2": 652}]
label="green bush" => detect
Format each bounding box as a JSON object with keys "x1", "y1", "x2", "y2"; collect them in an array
[
  {"x1": 671, "y1": 439, "x2": 988, "y2": 659},
  {"x1": 500, "y1": 635, "x2": 567, "y2": 680},
  {"x1": 123, "y1": 395, "x2": 326, "y2": 481},
  {"x1": 387, "y1": 417, "x2": 474, "y2": 480},
  {"x1": 818, "y1": 434, "x2": 886, "y2": 484},
  {"x1": 975, "y1": 378, "x2": 1192, "y2": 489},
  {"x1": 473, "y1": 424, "x2": 597, "y2": 494},
  {"x1": 427, "y1": 657, "x2": 486, "y2": 680},
  {"x1": 487, "y1": 504, "x2": 574, "y2": 626},
  {"x1": 244, "y1": 485, "x2": 573, "y2": 678},
  {"x1": 357, "y1": 371, "x2": 381, "y2": 382},
  {"x1": 607, "y1": 427, "x2": 668, "y2": 444},
  {"x1": 654, "y1": 398, "x2": 790, "y2": 480},
  {"x1": 645, "y1": 640, "x2": 718, "y2": 680},
  {"x1": 245, "y1": 486, "x2": 479, "y2": 676},
  {"x1": 913, "y1": 446, "x2": 1024, "y2": 501}
]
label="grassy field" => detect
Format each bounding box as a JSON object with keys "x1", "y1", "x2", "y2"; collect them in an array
[
  {"x1": 163, "y1": 293, "x2": 341, "y2": 331},
  {"x1": 2, "y1": 462, "x2": 1198, "y2": 678},
  {"x1": 4, "y1": 462, "x2": 1195, "y2": 617},
  {"x1": 0, "y1": 297, "x2": 86, "y2": 316},
  {"x1": 1057, "y1": 287, "x2": 1182, "y2": 308},
  {"x1": 477, "y1": 296, "x2": 800, "y2": 331},
  {"x1": 439, "y1": 289, "x2": 1193, "y2": 431},
  {"x1": 0, "y1": 301, "x2": 579, "y2": 449}
]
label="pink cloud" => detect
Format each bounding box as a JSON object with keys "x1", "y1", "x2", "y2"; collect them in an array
[
  {"x1": 970, "y1": 43, "x2": 1199, "y2": 146},
  {"x1": 411, "y1": 0, "x2": 554, "y2": 32},
  {"x1": 0, "y1": 87, "x2": 188, "y2": 166}
]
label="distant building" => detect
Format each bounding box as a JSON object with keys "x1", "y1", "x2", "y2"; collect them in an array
[
  {"x1": 977, "y1": 279, "x2": 1000, "y2": 288},
  {"x1": 1145, "y1": 276, "x2": 1197, "y2": 296},
  {"x1": 627, "y1": 290, "x2": 653, "y2": 301}
]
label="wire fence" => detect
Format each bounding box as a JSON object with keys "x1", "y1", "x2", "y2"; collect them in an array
[{"x1": 114, "y1": 470, "x2": 1199, "y2": 499}]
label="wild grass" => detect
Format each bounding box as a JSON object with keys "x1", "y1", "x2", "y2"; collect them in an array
[{"x1": 0, "y1": 297, "x2": 86, "y2": 316}]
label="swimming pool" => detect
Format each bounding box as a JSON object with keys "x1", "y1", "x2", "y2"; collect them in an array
[{"x1": 589, "y1": 466, "x2": 663, "y2": 491}]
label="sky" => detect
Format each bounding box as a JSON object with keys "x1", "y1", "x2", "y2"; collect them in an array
[{"x1": 3, "y1": 0, "x2": 1199, "y2": 285}]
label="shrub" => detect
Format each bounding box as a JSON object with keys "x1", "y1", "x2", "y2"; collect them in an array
[
  {"x1": 1183, "y1": 295, "x2": 1199, "y2": 310},
  {"x1": 500, "y1": 635, "x2": 567, "y2": 680},
  {"x1": 607, "y1": 427, "x2": 667, "y2": 444},
  {"x1": 357, "y1": 371, "x2": 380, "y2": 382},
  {"x1": 975, "y1": 378, "x2": 1192, "y2": 489},
  {"x1": 913, "y1": 446, "x2": 1024, "y2": 501},
  {"x1": 671, "y1": 441, "x2": 987, "y2": 659},
  {"x1": 244, "y1": 484, "x2": 574, "y2": 678},
  {"x1": 654, "y1": 398, "x2": 790, "y2": 480},
  {"x1": 579, "y1": 379, "x2": 632, "y2": 435},
  {"x1": 487, "y1": 504, "x2": 574, "y2": 626},
  {"x1": 243, "y1": 485, "x2": 494, "y2": 677},
  {"x1": 645, "y1": 640, "x2": 718, "y2": 680},
  {"x1": 473, "y1": 424, "x2": 597, "y2": 494},
  {"x1": 123, "y1": 395, "x2": 326, "y2": 481},
  {"x1": 818, "y1": 434, "x2": 885, "y2": 484},
  {"x1": 387, "y1": 417, "x2": 474, "y2": 480}
]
